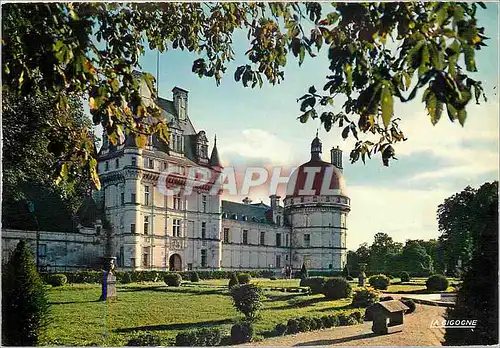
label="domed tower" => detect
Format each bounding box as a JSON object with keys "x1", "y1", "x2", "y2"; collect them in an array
[{"x1": 284, "y1": 134, "x2": 350, "y2": 273}]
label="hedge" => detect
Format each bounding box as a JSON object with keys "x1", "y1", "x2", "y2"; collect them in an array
[
  {"x1": 276, "y1": 310, "x2": 363, "y2": 336},
  {"x1": 38, "y1": 269, "x2": 277, "y2": 284},
  {"x1": 175, "y1": 328, "x2": 221, "y2": 346}
]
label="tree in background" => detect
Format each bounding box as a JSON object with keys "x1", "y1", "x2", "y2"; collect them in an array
[
  {"x1": 2, "y1": 2, "x2": 490, "y2": 189},
  {"x1": 369, "y1": 232, "x2": 403, "y2": 274},
  {"x1": 398, "y1": 240, "x2": 434, "y2": 276},
  {"x1": 2, "y1": 240, "x2": 50, "y2": 346},
  {"x1": 444, "y1": 181, "x2": 498, "y2": 345},
  {"x1": 438, "y1": 185, "x2": 481, "y2": 275},
  {"x1": 2, "y1": 88, "x2": 95, "y2": 231}
]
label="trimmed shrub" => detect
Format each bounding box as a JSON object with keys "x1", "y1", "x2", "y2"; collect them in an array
[
  {"x1": 321, "y1": 315, "x2": 332, "y2": 328},
  {"x1": 270, "y1": 276, "x2": 277, "y2": 280},
  {"x1": 426, "y1": 274, "x2": 449, "y2": 291},
  {"x1": 46, "y1": 274, "x2": 67, "y2": 287},
  {"x1": 175, "y1": 331, "x2": 198, "y2": 346},
  {"x1": 364, "y1": 306, "x2": 374, "y2": 321},
  {"x1": 380, "y1": 295, "x2": 394, "y2": 301},
  {"x1": 400, "y1": 271, "x2": 411, "y2": 282},
  {"x1": 313, "y1": 317, "x2": 324, "y2": 330},
  {"x1": 349, "y1": 310, "x2": 364, "y2": 323},
  {"x1": 346, "y1": 276, "x2": 354, "y2": 281},
  {"x1": 351, "y1": 287, "x2": 380, "y2": 307},
  {"x1": 387, "y1": 274, "x2": 395, "y2": 280},
  {"x1": 368, "y1": 274, "x2": 390, "y2": 290},
  {"x1": 164, "y1": 272, "x2": 182, "y2": 287},
  {"x1": 230, "y1": 284, "x2": 264, "y2": 320},
  {"x1": 299, "y1": 277, "x2": 326, "y2": 295},
  {"x1": 121, "y1": 272, "x2": 132, "y2": 284},
  {"x1": 231, "y1": 321, "x2": 253, "y2": 344},
  {"x1": 228, "y1": 272, "x2": 239, "y2": 289},
  {"x1": 127, "y1": 331, "x2": 162, "y2": 346},
  {"x1": 237, "y1": 273, "x2": 251, "y2": 284},
  {"x1": 321, "y1": 277, "x2": 352, "y2": 300},
  {"x1": 287, "y1": 319, "x2": 300, "y2": 334},
  {"x1": 330, "y1": 314, "x2": 340, "y2": 327},
  {"x1": 298, "y1": 317, "x2": 311, "y2": 332},
  {"x1": 190, "y1": 272, "x2": 200, "y2": 282},
  {"x1": 275, "y1": 323, "x2": 287, "y2": 335},
  {"x1": 2, "y1": 240, "x2": 50, "y2": 346},
  {"x1": 402, "y1": 299, "x2": 416, "y2": 314}
]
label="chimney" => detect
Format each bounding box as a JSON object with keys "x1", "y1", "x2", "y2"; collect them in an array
[
  {"x1": 330, "y1": 146, "x2": 343, "y2": 172},
  {"x1": 172, "y1": 87, "x2": 189, "y2": 120},
  {"x1": 242, "y1": 197, "x2": 252, "y2": 205},
  {"x1": 269, "y1": 195, "x2": 280, "y2": 210}
]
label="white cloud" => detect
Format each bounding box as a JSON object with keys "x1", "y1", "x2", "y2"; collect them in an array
[{"x1": 218, "y1": 129, "x2": 299, "y2": 166}]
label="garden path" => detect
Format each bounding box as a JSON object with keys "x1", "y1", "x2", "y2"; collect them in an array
[{"x1": 246, "y1": 303, "x2": 446, "y2": 346}]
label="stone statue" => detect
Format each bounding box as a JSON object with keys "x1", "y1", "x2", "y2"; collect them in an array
[
  {"x1": 358, "y1": 263, "x2": 367, "y2": 287},
  {"x1": 99, "y1": 256, "x2": 117, "y2": 301}
]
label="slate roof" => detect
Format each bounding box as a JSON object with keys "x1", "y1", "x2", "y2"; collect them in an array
[
  {"x1": 221, "y1": 200, "x2": 273, "y2": 224},
  {"x1": 371, "y1": 300, "x2": 409, "y2": 313}
]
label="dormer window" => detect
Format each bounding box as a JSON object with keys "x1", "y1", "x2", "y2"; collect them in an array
[{"x1": 179, "y1": 98, "x2": 186, "y2": 120}]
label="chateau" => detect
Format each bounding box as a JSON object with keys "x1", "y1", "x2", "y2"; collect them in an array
[{"x1": 95, "y1": 79, "x2": 351, "y2": 273}]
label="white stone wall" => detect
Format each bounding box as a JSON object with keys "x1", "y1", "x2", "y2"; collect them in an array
[
  {"x1": 220, "y1": 219, "x2": 291, "y2": 270},
  {"x1": 2, "y1": 228, "x2": 104, "y2": 271}
]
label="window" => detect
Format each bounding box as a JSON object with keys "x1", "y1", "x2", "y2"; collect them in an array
[
  {"x1": 276, "y1": 255, "x2": 281, "y2": 268},
  {"x1": 119, "y1": 247, "x2": 124, "y2": 267},
  {"x1": 340, "y1": 214, "x2": 346, "y2": 228},
  {"x1": 304, "y1": 234, "x2": 311, "y2": 247},
  {"x1": 276, "y1": 215, "x2": 281, "y2": 226},
  {"x1": 105, "y1": 161, "x2": 109, "y2": 171},
  {"x1": 131, "y1": 258, "x2": 136, "y2": 268},
  {"x1": 223, "y1": 228, "x2": 229, "y2": 243},
  {"x1": 131, "y1": 156, "x2": 137, "y2": 166},
  {"x1": 131, "y1": 223, "x2": 136, "y2": 234},
  {"x1": 115, "y1": 158, "x2": 119, "y2": 168},
  {"x1": 260, "y1": 231, "x2": 265, "y2": 246},
  {"x1": 163, "y1": 161, "x2": 167, "y2": 170},
  {"x1": 144, "y1": 216, "x2": 149, "y2": 235},
  {"x1": 121, "y1": 192, "x2": 125, "y2": 205},
  {"x1": 201, "y1": 250, "x2": 207, "y2": 268},
  {"x1": 276, "y1": 233, "x2": 282, "y2": 247},
  {"x1": 144, "y1": 186, "x2": 150, "y2": 206},
  {"x1": 187, "y1": 263, "x2": 193, "y2": 271},
  {"x1": 39, "y1": 244, "x2": 47, "y2": 258},
  {"x1": 285, "y1": 234, "x2": 289, "y2": 247},
  {"x1": 173, "y1": 193, "x2": 181, "y2": 210},
  {"x1": 142, "y1": 247, "x2": 150, "y2": 267},
  {"x1": 242, "y1": 230, "x2": 248, "y2": 245},
  {"x1": 148, "y1": 158, "x2": 154, "y2": 169},
  {"x1": 173, "y1": 219, "x2": 181, "y2": 237},
  {"x1": 202, "y1": 195, "x2": 207, "y2": 213},
  {"x1": 201, "y1": 222, "x2": 206, "y2": 239},
  {"x1": 131, "y1": 193, "x2": 136, "y2": 204}
]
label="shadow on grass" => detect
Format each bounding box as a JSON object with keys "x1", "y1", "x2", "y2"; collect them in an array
[
  {"x1": 312, "y1": 303, "x2": 353, "y2": 312},
  {"x1": 293, "y1": 332, "x2": 377, "y2": 346},
  {"x1": 114, "y1": 318, "x2": 235, "y2": 333},
  {"x1": 49, "y1": 299, "x2": 101, "y2": 305},
  {"x1": 118, "y1": 285, "x2": 225, "y2": 296},
  {"x1": 384, "y1": 288, "x2": 450, "y2": 295},
  {"x1": 264, "y1": 293, "x2": 305, "y2": 302},
  {"x1": 272, "y1": 297, "x2": 325, "y2": 310}
]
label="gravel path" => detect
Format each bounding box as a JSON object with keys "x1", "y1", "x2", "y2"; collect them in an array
[{"x1": 248, "y1": 303, "x2": 446, "y2": 346}]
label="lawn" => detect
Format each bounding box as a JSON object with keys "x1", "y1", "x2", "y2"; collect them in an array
[
  {"x1": 42, "y1": 282, "x2": 354, "y2": 346},
  {"x1": 197, "y1": 278, "x2": 301, "y2": 288}
]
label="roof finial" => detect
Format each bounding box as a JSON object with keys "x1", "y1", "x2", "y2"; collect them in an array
[
  {"x1": 316, "y1": 128, "x2": 319, "y2": 138},
  {"x1": 214, "y1": 134, "x2": 217, "y2": 146}
]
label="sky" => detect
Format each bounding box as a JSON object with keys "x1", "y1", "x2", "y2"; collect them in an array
[{"x1": 106, "y1": 4, "x2": 499, "y2": 250}]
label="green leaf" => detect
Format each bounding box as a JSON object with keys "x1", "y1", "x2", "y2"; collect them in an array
[
  {"x1": 136, "y1": 134, "x2": 147, "y2": 148},
  {"x1": 299, "y1": 45, "x2": 305, "y2": 65},
  {"x1": 446, "y1": 103, "x2": 458, "y2": 122},
  {"x1": 457, "y1": 108, "x2": 467, "y2": 126},
  {"x1": 308, "y1": 86, "x2": 316, "y2": 94},
  {"x1": 463, "y1": 45, "x2": 477, "y2": 72},
  {"x1": 380, "y1": 83, "x2": 393, "y2": 128},
  {"x1": 298, "y1": 110, "x2": 312, "y2": 123},
  {"x1": 426, "y1": 92, "x2": 438, "y2": 125},
  {"x1": 341, "y1": 126, "x2": 350, "y2": 139},
  {"x1": 403, "y1": 72, "x2": 412, "y2": 90}
]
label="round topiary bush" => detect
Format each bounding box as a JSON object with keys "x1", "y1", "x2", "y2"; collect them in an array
[
  {"x1": 297, "y1": 317, "x2": 311, "y2": 332},
  {"x1": 299, "y1": 277, "x2": 326, "y2": 295},
  {"x1": 269, "y1": 276, "x2": 277, "y2": 280},
  {"x1": 237, "y1": 273, "x2": 251, "y2": 284},
  {"x1": 275, "y1": 323, "x2": 287, "y2": 335},
  {"x1": 313, "y1": 317, "x2": 324, "y2": 330},
  {"x1": 228, "y1": 272, "x2": 239, "y2": 289},
  {"x1": 47, "y1": 274, "x2": 67, "y2": 287},
  {"x1": 121, "y1": 272, "x2": 132, "y2": 284},
  {"x1": 368, "y1": 274, "x2": 390, "y2": 290},
  {"x1": 230, "y1": 284, "x2": 264, "y2": 320},
  {"x1": 321, "y1": 277, "x2": 352, "y2": 300},
  {"x1": 346, "y1": 276, "x2": 354, "y2": 281},
  {"x1": 349, "y1": 310, "x2": 364, "y2": 323},
  {"x1": 351, "y1": 287, "x2": 380, "y2": 307},
  {"x1": 164, "y1": 272, "x2": 182, "y2": 287},
  {"x1": 287, "y1": 319, "x2": 300, "y2": 334},
  {"x1": 402, "y1": 299, "x2": 416, "y2": 313},
  {"x1": 400, "y1": 271, "x2": 411, "y2": 283},
  {"x1": 230, "y1": 321, "x2": 253, "y2": 344},
  {"x1": 190, "y1": 272, "x2": 200, "y2": 282},
  {"x1": 426, "y1": 274, "x2": 449, "y2": 291},
  {"x1": 127, "y1": 331, "x2": 162, "y2": 346}
]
